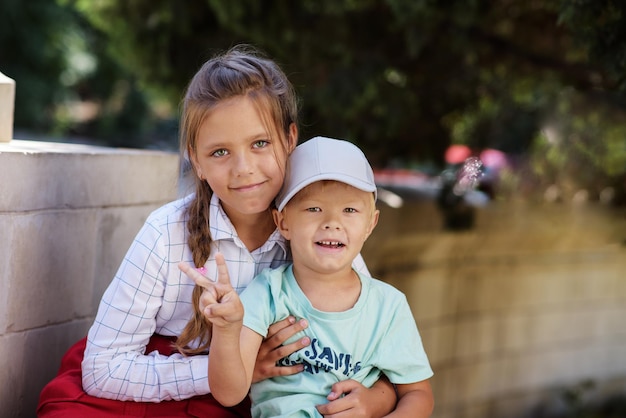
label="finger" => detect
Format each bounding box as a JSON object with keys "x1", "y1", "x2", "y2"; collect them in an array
[
  {"x1": 261, "y1": 319, "x2": 308, "y2": 358},
  {"x1": 207, "y1": 300, "x2": 243, "y2": 322},
  {"x1": 268, "y1": 363, "x2": 305, "y2": 378},
  {"x1": 263, "y1": 336, "x2": 310, "y2": 362},
  {"x1": 265, "y1": 318, "x2": 308, "y2": 348},
  {"x1": 317, "y1": 391, "x2": 361, "y2": 417},
  {"x1": 214, "y1": 253, "x2": 231, "y2": 286},
  {"x1": 252, "y1": 358, "x2": 305, "y2": 384},
  {"x1": 266, "y1": 316, "x2": 296, "y2": 339},
  {"x1": 178, "y1": 262, "x2": 215, "y2": 290},
  {"x1": 318, "y1": 380, "x2": 370, "y2": 417},
  {"x1": 199, "y1": 287, "x2": 218, "y2": 310},
  {"x1": 316, "y1": 396, "x2": 351, "y2": 416},
  {"x1": 327, "y1": 379, "x2": 359, "y2": 400},
  {"x1": 316, "y1": 380, "x2": 362, "y2": 415}
]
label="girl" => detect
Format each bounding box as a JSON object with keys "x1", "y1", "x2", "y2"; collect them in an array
[{"x1": 38, "y1": 45, "x2": 396, "y2": 417}]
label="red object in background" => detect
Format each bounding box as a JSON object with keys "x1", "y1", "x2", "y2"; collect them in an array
[
  {"x1": 445, "y1": 145, "x2": 472, "y2": 165},
  {"x1": 479, "y1": 148, "x2": 508, "y2": 170}
]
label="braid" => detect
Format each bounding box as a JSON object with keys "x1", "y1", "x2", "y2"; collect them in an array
[
  {"x1": 187, "y1": 184, "x2": 213, "y2": 267},
  {"x1": 175, "y1": 181, "x2": 214, "y2": 355}
]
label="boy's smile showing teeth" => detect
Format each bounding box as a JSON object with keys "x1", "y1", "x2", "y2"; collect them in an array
[{"x1": 316, "y1": 240, "x2": 345, "y2": 248}]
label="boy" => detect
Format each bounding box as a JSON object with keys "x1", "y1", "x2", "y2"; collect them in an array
[{"x1": 180, "y1": 136, "x2": 434, "y2": 417}]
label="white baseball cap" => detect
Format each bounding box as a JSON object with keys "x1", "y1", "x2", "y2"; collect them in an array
[{"x1": 275, "y1": 136, "x2": 377, "y2": 211}]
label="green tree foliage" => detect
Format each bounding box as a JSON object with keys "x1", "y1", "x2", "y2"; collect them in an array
[
  {"x1": 2, "y1": 0, "x2": 625, "y2": 199},
  {"x1": 0, "y1": 0, "x2": 154, "y2": 145},
  {"x1": 559, "y1": 0, "x2": 626, "y2": 90},
  {"x1": 0, "y1": 0, "x2": 75, "y2": 130}
]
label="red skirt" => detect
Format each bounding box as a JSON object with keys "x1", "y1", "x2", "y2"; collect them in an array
[{"x1": 37, "y1": 336, "x2": 251, "y2": 418}]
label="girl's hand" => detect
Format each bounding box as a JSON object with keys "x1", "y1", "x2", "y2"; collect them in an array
[
  {"x1": 316, "y1": 377, "x2": 397, "y2": 418},
  {"x1": 178, "y1": 253, "x2": 243, "y2": 328},
  {"x1": 252, "y1": 317, "x2": 311, "y2": 383}
]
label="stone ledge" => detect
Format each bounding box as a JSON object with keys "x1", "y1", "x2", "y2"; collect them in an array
[{"x1": 0, "y1": 140, "x2": 179, "y2": 211}]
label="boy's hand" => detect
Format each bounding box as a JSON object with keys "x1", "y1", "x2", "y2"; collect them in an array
[
  {"x1": 316, "y1": 378, "x2": 396, "y2": 418},
  {"x1": 178, "y1": 253, "x2": 243, "y2": 328}
]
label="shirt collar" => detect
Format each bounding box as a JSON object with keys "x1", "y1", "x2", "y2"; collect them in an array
[{"x1": 208, "y1": 193, "x2": 288, "y2": 256}]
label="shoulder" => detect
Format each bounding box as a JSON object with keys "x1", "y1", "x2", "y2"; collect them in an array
[
  {"x1": 247, "y1": 265, "x2": 290, "y2": 289},
  {"x1": 132, "y1": 195, "x2": 192, "y2": 248},
  {"x1": 241, "y1": 265, "x2": 290, "y2": 302},
  {"x1": 145, "y1": 194, "x2": 192, "y2": 227},
  {"x1": 361, "y1": 274, "x2": 407, "y2": 303}
]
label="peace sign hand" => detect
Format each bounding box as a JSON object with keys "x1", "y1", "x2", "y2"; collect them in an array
[{"x1": 178, "y1": 253, "x2": 244, "y2": 329}]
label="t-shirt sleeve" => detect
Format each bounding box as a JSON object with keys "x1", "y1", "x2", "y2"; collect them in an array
[
  {"x1": 240, "y1": 269, "x2": 275, "y2": 338},
  {"x1": 375, "y1": 293, "x2": 434, "y2": 384}
]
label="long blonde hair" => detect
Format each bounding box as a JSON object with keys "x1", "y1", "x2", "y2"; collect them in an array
[{"x1": 175, "y1": 45, "x2": 298, "y2": 355}]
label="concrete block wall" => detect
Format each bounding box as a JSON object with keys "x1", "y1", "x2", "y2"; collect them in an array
[
  {"x1": 364, "y1": 201, "x2": 626, "y2": 418},
  {"x1": 0, "y1": 140, "x2": 179, "y2": 417}
]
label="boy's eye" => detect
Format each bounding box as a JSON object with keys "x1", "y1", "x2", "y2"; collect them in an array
[
  {"x1": 211, "y1": 149, "x2": 228, "y2": 157},
  {"x1": 253, "y1": 140, "x2": 269, "y2": 148},
  {"x1": 306, "y1": 207, "x2": 321, "y2": 212},
  {"x1": 344, "y1": 207, "x2": 357, "y2": 213}
]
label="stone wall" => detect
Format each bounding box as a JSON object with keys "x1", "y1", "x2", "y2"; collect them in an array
[
  {"x1": 0, "y1": 140, "x2": 179, "y2": 417},
  {"x1": 364, "y1": 200, "x2": 626, "y2": 418}
]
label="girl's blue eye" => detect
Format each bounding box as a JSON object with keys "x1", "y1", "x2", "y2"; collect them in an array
[
  {"x1": 253, "y1": 140, "x2": 269, "y2": 148},
  {"x1": 212, "y1": 149, "x2": 228, "y2": 157}
]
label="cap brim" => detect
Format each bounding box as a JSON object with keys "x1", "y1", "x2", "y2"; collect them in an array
[{"x1": 276, "y1": 173, "x2": 377, "y2": 211}]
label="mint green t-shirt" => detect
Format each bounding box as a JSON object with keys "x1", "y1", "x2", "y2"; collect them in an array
[{"x1": 241, "y1": 264, "x2": 433, "y2": 418}]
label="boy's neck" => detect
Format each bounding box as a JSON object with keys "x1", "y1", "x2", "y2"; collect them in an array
[{"x1": 292, "y1": 265, "x2": 362, "y2": 312}]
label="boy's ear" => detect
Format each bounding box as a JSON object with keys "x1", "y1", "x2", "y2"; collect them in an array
[
  {"x1": 364, "y1": 209, "x2": 380, "y2": 240},
  {"x1": 272, "y1": 208, "x2": 291, "y2": 240}
]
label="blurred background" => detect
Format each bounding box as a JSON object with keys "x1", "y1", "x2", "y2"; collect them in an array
[{"x1": 2, "y1": 1, "x2": 626, "y2": 417}]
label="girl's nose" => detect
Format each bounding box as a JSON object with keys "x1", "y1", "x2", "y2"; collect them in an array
[{"x1": 233, "y1": 153, "x2": 253, "y2": 176}]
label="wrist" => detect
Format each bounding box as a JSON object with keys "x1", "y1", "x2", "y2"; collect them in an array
[{"x1": 213, "y1": 321, "x2": 242, "y2": 336}]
